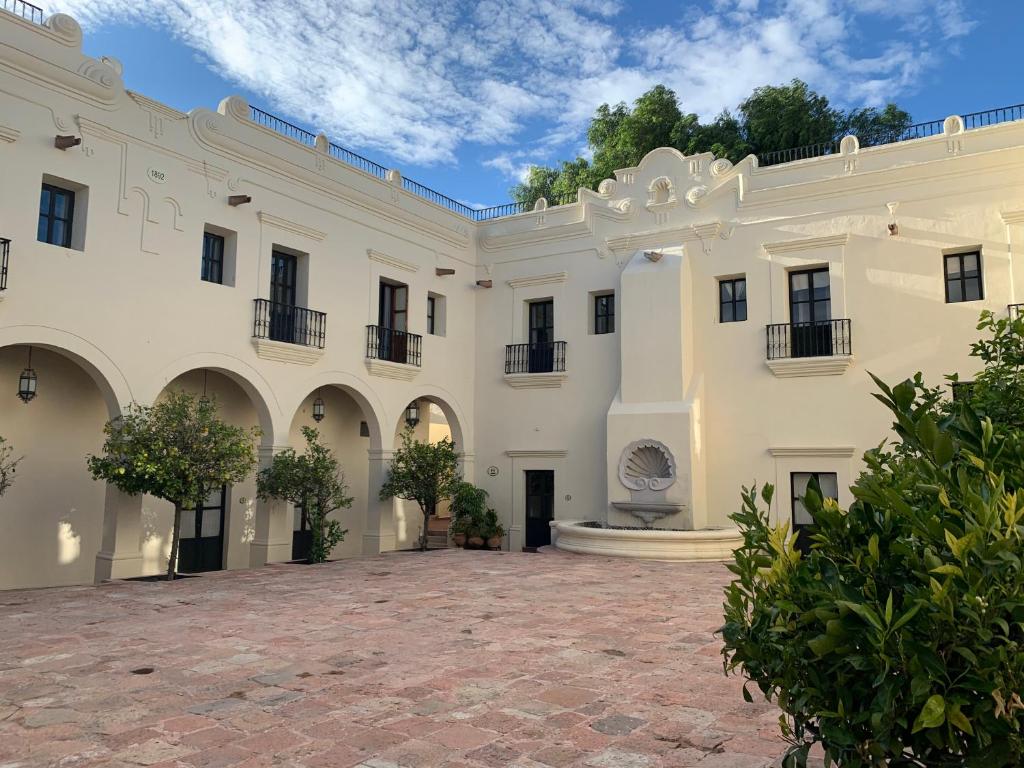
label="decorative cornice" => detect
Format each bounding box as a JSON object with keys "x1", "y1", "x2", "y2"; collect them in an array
[
  {"x1": 1001, "y1": 210, "x2": 1024, "y2": 225},
  {"x1": 127, "y1": 91, "x2": 187, "y2": 120},
  {"x1": 504, "y1": 372, "x2": 567, "y2": 389},
  {"x1": 252, "y1": 339, "x2": 325, "y2": 366},
  {"x1": 365, "y1": 358, "x2": 421, "y2": 381},
  {"x1": 257, "y1": 212, "x2": 326, "y2": 242},
  {"x1": 506, "y1": 271, "x2": 568, "y2": 289},
  {"x1": 762, "y1": 234, "x2": 850, "y2": 255},
  {"x1": 0, "y1": 124, "x2": 21, "y2": 143},
  {"x1": 605, "y1": 222, "x2": 723, "y2": 254},
  {"x1": 767, "y1": 446, "x2": 856, "y2": 458},
  {"x1": 368, "y1": 249, "x2": 419, "y2": 273},
  {"x1": 766, "y1": 355, "x2": 854, "y2": 378},
  {"x1": 505, "y1": 449, "x2": 569, "y2": 458}
]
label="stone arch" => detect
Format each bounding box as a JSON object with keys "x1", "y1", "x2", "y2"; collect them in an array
[
  {"x1": 290, "y1": 371, "x2": 387, "y2": 452},
  {"x1": 146, "y1": 353, "x2": 281, "y2": 440},
  {"x1": 0, "y1": 326, "x2": 132, "y2": 418},
  {"x1": 393, "y1": 387, "x2": 470, "y2": 454},
  {"x1": 648, "y1": 175, "x2": 676, "y2": 206}
]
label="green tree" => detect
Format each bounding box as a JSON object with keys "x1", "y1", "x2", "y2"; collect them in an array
[
  {"x1": 256, "y1": 426, "x2": 352, "y2": 564},
  {"x1": 87, "y1": 391, "x2": 259, "y2": 580},
  {"x1": 948, "y1": 310, "x2": 1024, "y2": 430},
  {"x1": 379, "y1": 429, "x2": 461, "y2": 551},
  {"x1": 721, "y1": 317, "x2": 1024, "y2": 766},
  {"x1": 0, "y1": 436, "x2": 21, "y2": 497},
  {"x1": 738, "y1": 79, "x2": 841, "y2": 153},
  {"x1": 841, "y1": 103, "x2": 913, "y2": 147}
]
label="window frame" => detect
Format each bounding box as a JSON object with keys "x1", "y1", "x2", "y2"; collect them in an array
[
  {"x1": 790, "y1": 471, "x2": 839, "y2": 553},
  {"x1": 944, "y1": 250, "x2": 983, "y2": 303},
  {"x1": 426, "y1": 295, "x2": 436, "y2": 335},
  {"x1": 594, "y1": 292, "x2": 615, "y2": 335},
  {"x1": 38, "y1": 182, "x2": 75, "y2": 248},
  {"x1": 201, "y1": 231, "x2": 225, "y2": 284},
  {"x1": 718, "y1": 277, "x2": 748, "y2": 323}
]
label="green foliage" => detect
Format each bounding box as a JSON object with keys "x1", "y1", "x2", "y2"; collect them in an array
[
  {"x1": 948, "y1": 310, "x2": 1024, "y2": 430},
  {"x1": 447, "y1": 482, "x2": 504, "y2": 541},
  {"x1": 0, "y1": 436, "x2": 21, "y2": 497},
  {"x1": 722, "y1": 369, "x2": 1024, "y2": 765},
  {"x1": 379, "y1": 429, "x2": 461, "y2": 550},
  {"x1": 257, "y1": 426, "x2": 352, "y2": 564},
  {"x1": 512, "y1": 80, "x2": 910, "y2": 205},
  {"x1": 87, "y1": 391, "x2": 259, "y2": 579}
]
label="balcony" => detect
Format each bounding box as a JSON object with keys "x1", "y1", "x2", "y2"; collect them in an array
[
  {"x1": 765, "y1": 319, "x2": 853, "y2": 378},
  {"x1": 251, "y1": 299, "x2": 326, "y2": 365},
  {"x1": 504, "y1": 341, "x2": 567, "y2": 388},
  {"x1": 1, "y1": 238, "x2": 8, "y2": 291},
  {"x1": 365, "y1": 325, "x2": 422, "y2": 381}
]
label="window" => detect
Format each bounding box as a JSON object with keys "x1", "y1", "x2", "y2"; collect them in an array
[
  {"x1": 791, "y1": 472, "x2": 838, "y2": 553},
  {"x1": 944, "y1": 251, "x2": 983, "y2": 303},
  {"x1": 202, "y1": 232, "x2": 225, "y2": 284},
  {"x1": 951, "y1": 380, "x2": 975, "y2": 402},
  {"x1": 427, "y1": 296, "x2": 436, "y2": 334},
  {"x1": 594, "y1": 293, "x2": 615, "y2": 334},
  {"x1": 719, "y1": 277, "x2": 747, "y2": 323},
  {"x1": 38, "y1": 183, "x2": 75, "y2": 248}
]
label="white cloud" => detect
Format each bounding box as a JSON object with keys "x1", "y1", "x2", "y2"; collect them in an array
[{"x1": 51, "y1": 0, "x2": 977, "y2": 168}]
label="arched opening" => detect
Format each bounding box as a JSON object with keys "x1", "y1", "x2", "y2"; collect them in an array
[
  {"x1": 287, "y1": 385, "x2": 379, "y2": 562},
  {"x1": 391, "y1": 396, "x2": 462, "y2": 550},
  {"x1": 145, "y1": 369, "x2": 264, "y2": 576},
  {"x1": 0, "y1": 344, "x2": 115, "y2": 589}
]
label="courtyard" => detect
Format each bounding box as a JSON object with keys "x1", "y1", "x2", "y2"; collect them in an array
[{"x1": 0, "y1": 550, "x2": 784, "y2": 768}]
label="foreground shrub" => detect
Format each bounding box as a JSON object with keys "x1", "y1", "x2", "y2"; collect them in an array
[{"x1": 722, "y1": 371, "x2": 1024, "y2": 766}]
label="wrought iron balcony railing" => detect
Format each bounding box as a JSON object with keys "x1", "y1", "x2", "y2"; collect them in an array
[
  {"x1": 766, "y1": 319, "x2": 852, "y2": 360},
  {"x1": 1, "y1": 0, "x2": 44, "y2": 24},
  {"x1": 0, "y1": 238, "x2": 9, "y2": 291},
  {"x1": 505, "y1": 341, "x2": 567, "y2": 374},
  {"x1": 252, "y1": 299, "x2": 326, "y2": 348},
  {"x1": 366, "y1": 325, "x2": 422, "y2": 367}
]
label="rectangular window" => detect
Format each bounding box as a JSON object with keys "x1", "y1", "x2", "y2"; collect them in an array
[
  {"x1": 944, "y1": 251, "x2": 983, "y2": 303},
  {"x1": 791, "y1": 472, "x2": 838, "y2": 553},
  {"x1": 951, "y1": 380, "x2": 975, "y2": 402},
  {"x1": 201, "y1": 232, "x2": 225, "y2": 284},
  {"x1": 594, "y1": 293, "x2": 615, "y2": 334},
  {"x1": 719, "y1": 277, "x2": 747, "y2": 323},
  {"x1": 38, "y1": 183, "x2": 75, "y2": 248},
  {"x1": 427, "y1": 296, "x2": 436, "y2": 335}
]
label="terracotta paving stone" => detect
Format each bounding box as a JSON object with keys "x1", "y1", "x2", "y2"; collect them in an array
[{"x1": 0, "y1": 550, "x2": 786, "y2": 767}]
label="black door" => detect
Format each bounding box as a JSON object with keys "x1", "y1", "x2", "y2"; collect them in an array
[
  {"x1": 524, "y1": 470, "x2": 554, "y2": 550},
  {"x1": 177, "y1": 486, "x2": 227, "y2": 573},
  {"x1": 791, "y1": 472, "x2": 838, "y2": 554},
  {"x1": 270, "y1": 251, "x2": 298, "y2": 343},
  {"x1": 528, "y1": 300, "x2": 554, "y2": 373},
  {"x1": 378, "y1": 281, "x2": 408, "y2": 363},
  {"x1": 292, "y1": 501, "x2": 313, "y2": 561},
  {"x1": 789, "y1": 268, "x2": 832, "y2": 357}
]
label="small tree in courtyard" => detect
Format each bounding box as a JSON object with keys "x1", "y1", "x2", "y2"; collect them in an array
[
  {"x1": 379, "y1": 428, "x2": 461, "y2": 551},
  {"x1": 0, "y1": 436, "x2": 21, "y2": 497},
  {"x1": 87, "y1": 392, "x2": 259, "y2": 580},
  {"x1": 722, "y1": 313, "x2": 1024, "y2": 766},
  {"x1": 257, "y1": 426, "x2": 352, "y2": 563}
]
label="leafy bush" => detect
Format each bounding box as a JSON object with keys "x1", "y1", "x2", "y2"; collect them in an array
[
  {"x1": 722, "y1": 369, "x2": 1024, "y2": 765},
  {"x1": 448, "y1": 482, "x2": 504, "y2": 542},
  {"x1": 0, "y1": 436, "x2": 20, "y2": 497}
]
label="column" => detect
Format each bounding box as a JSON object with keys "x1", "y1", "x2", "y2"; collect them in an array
[
  {"x1": 94, "y1": 485, "x2": 144, "y2": 582},
  {"x1": 249, "y1": 443, "x2": 293, "y2": 566},
  {"x1": 364, "y1": 448, "x2": 397, "y2": 554}
]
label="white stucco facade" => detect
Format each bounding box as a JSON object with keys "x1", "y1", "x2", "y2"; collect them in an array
[{"x1": 1, "y1": 10, "x2": 1023, "y2": 588}]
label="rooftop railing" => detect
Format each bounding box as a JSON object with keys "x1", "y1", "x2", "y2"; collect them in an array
[{"x1": 0, "y1": 0, "x2": 44, "y2": 24}]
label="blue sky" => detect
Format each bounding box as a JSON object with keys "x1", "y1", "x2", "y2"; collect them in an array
[{"x1": 51, "y1": 0, "x2": 1021, "y2": 208}]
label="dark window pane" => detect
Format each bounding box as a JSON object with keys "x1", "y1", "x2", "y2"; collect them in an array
[
  {"x1": 51, "y1": 221, "x2": 66, "y2": 247},
  {"x1": 37, "y1": 215, "x2": 48, "y2": 242},
  {"x1": 946, "y1": 255, "x2": 961, "y2": 277},
  {"x1": 39, "y1": 187, "x2": 50, "y2": 214},
  {"x1": 53, "y1": 192, "x2": 69, "y2": 219},
  {"x1": 963, "y1": 253, "x2": 978, "y2": 273},
  {"x1": 722, "y1": 303, "x2": 734, "y2": 322},
  {"x1": 736, "y1": 300, "x2": 747, "y2": 321},
  {"x1": 965, "y1": 278, "x2": 981, "y2": 301},
  {"x1": 948, "y1": 280, "x2": 962, "y2": 302},
  {"x1": 735, "y1": 280, "x2": 746, "y2": 300},
  {"x1": 720, "y1": 281, "x2": 733, "y2": 301}
]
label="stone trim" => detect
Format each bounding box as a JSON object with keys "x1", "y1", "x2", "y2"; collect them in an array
[
  {"x1": 762, "y1": 234, "x2": 849, "y2": 255},
  {"x1": 365, "y1": 358, "x2": 421, "y2": 381},
  {"x1": 505, "y1": 449, "x2": 568, "y2": 458},
  {"x1": 0, "y1": 124, "x2": 21, "y2": 143},
  {"x1": 506, "y1": 271, "x2": 568, "y2": 288},
  {"x1": 368, "y1": 248, "x2": 419, "y2": 273},
  {"x1": 252, "y1": 338, "x2": 324, "y2": 365},
  {"x1": 766, "y1": 355, "x2": 854, "y2": 378},
  {"x1": 503, "y1": 372, "x2": 567, "y2": 389},
  {"x1": 257, "y1": 211, "x2": 326, "y2": 241},
  {"x1": 1001, "y1": 210, "x2": 1024, "y2": 225},
  {"x1": 767, "y1": 446, "x2": 856, "y2": 458}
]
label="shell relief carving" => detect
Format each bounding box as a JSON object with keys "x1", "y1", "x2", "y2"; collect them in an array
[{"x1": 619, "y1": 440, "x2": 677, "y2": 492}]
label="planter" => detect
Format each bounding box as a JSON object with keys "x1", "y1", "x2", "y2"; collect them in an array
[
  {"x1": 452, "y1": 533, "x2": 467, "y2": 548},
  {"x1": 467, "y1": 535, "x2": 485, "y2": 548},
  {"x1": 486, "y1": 535, "x2": 503, "y2": 550}
]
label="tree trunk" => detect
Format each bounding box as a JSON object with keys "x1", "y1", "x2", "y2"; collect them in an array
[
  {"x1": 421, "y1": 510, "x2": 430, "y2": 551},
  {"x1": 167, "y1": 502, "x2": 183, "y2": 580}
]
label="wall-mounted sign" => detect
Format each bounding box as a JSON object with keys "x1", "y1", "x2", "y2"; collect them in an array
[
  {"x1": 487, "y1": 466, "x2": 499, "y2": 477},
  {"x1": 147, "y1": 167, "x2": 167, "y2": 184}
]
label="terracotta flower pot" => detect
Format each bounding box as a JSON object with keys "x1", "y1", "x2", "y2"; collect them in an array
[
  {"x1": 486, "y1": 535, "x2": 502, "y2": 550},
  {"x1": 452, "y1": 533, "x2": 467, "y2": 548},
  {"x1": 467, "y1": 535, "x2": 485, "y2": 548}
]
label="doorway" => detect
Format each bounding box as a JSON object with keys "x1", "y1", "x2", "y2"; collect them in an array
[
  {"x1": 378, "y1": 280, "x2": 409, "y2": 363},
  {"x1": 177, "y1": 486, "x2": 227, "y2": 573},
  {"x1": 270, "y1": 250, "x2": 298, "y2": 343},
  {"x1": 524, "y1": 470, "x2": 554, "y2": 550},
  {"x1": 528, "y1": 299, "x2": 554, "y2": 373},
  {"x1": 788, "y1": 268, "x2": 832, "y2": 357},
  {"x1": 292, "y1": 501, "x2": 313, "y2": 561}
]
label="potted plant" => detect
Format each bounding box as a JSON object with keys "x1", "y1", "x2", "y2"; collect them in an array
[
  {"x1": 482, "y1": 509, "x2": 506, "y2": 550},
  {"x1": 448, "y1": 513, "x2": 469, "y2": 548},
  {"x1": 449, "y1": 481, "x2": 488, "y2": 549}
]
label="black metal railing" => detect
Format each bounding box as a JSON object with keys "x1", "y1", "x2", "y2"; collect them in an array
[
  {"x1": 366, "y1": 325, "x2": 422, "y2": 367},
  {"x1": 766, "y1": 319, "x2": 851, "y2": 360},
  {"x1": 1, "y1": 0, "x2": 44, "y2": 24},
  {"x1": 1009, "y1": 303, "x2": 1024, "y2": 319},
  {"x1": 0, "y1": 238, "x2": 8, "y2": 291},
  {"x1": 505, "y1": 341, "x2": 567, "y2": 374},
  {"x1": 253, "y1": 299, "x2": 326, "y2": 348},
  {"x1": 758, "y1": 103, "x2": 1024, "y2": 167}
]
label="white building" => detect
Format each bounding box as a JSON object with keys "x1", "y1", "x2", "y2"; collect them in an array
[{"x1": 2, "y1": 8, "x2": 1023, "y2": 589}]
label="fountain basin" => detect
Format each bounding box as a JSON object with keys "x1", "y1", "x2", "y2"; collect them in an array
[
  {"x1": 610, "y1": 500, "x2": 688, "y2": 527},
  {"x1": 552, "y1": 520, "x2": 743, "y2": 562}
]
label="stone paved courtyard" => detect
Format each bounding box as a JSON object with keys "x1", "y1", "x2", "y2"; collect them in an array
[{"x1": 0, "y1": 550, "x2": 786, "y2": 768}]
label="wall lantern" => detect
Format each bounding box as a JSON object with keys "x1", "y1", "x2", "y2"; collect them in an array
[
  {"x1": 17, "y1": 346, "x2": 37, "y2": 403},
  {"x1": 404, "y1": 400, "x2": 420, "y2": 429},
  {"x1": 312, "y1": 389, "x2": 326, "y2": 422}
]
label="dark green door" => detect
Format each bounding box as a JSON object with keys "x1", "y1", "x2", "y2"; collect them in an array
[
  {"x1": 528, "y1": 300, "x2": 554, "y2": 373},
  {"x1": 269, "y1": 251, "x2": 298, "y2": 343},
  {"x1": 524, "y1": 470, "x2": 554, "y2": 549},
  {"x1": 177, "y1": 486, "x2": 226, "y2": 573}
]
